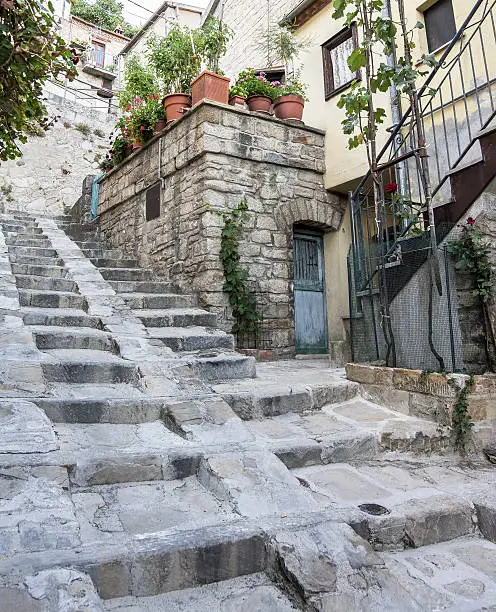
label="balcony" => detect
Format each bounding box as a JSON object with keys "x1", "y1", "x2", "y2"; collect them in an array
[{"x1": 81, "y1": 50, "x2": 117, "y2": 80}]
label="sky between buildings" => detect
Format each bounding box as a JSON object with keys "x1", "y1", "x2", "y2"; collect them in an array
[{"x1": 123, "y1": 0, "x2": 209, "y2": 26}]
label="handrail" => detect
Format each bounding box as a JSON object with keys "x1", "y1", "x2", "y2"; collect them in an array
[{"x1": 352, "y1": 0, "x2": 489, "y2": 200}]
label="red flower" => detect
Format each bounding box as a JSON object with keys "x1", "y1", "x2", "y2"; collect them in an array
[
  {"x1": 140, "y1": 125, "x2": 145, "y2": 131},
  {"x1": 385, "y1": 181, "x2": 398, "y2": 194},
  {"x1": 467, "y1": 217, "x2": 476, "y2": 225}
]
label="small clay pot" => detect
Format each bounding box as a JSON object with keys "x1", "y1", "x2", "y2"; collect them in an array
[
  {"x1": 153, "y1": 118, "x2": 167, "y2": 135},
  {"x1": 246, "y1": 95, "x2": 272, "y2": 114},
  {"x1": 273, "y1": 94, "x2": 305, "y2": 121},
  {"x1": 229, "y1": 95, "x2": 246, "y2": 108}
]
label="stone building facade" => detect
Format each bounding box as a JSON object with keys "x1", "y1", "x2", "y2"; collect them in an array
[{"x1": 98, "y1": 102, "x2": 346, "y2": 358}]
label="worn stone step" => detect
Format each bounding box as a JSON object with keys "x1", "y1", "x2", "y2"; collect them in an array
[
  {"x1": 109, "y1": 280, "x2": 179, "y2": 294},
  {"x1": 10, "y1": 254, "x2": 64, "y2": 266},
  {"x1": 21, "y1": 307, "x2": 102, "y2": 328},
  {"x1": 103, "y1": 573, "x2": 296, "y2": 611},
  {"x1": 138, "y1": 308, "x2": 217, "y2": 328},
  {"x1": 149, "y1": 326, "x2": 235, "y2": 352},
  {"x1": 100, "y1": 268, "x2": 154, "y2": 281},
  {"x1": 15, "y1": 274, "x2": 77, "y2": 292},
  {"x1": 40, "y1": 349, "x2": 141, "y2": 385},
  {"x1": 36, "y1": 397, "x2": 166, "y2": 424},
  {"x1": 19, "y1": 289, "x2": 86, "y2": 310},
  {"x1": 91, "y1": 258, "x2": 141, "y2": 269},
  {"x1": 6, "y1": 232, "x2": 47, "y2": 240},
  {"x1": 11, "y1": 263, "x2": 65, "y2": 277},
  {"x1": 76, "y1": 241, "x2": 107, "y2": 250},
  {"x1": 30, "y1": 326, "x2": 115, "y2": 352},
  {"x1": 8, "y1": 246, "x2": 58, "y2": 258},
  {"x1": 2, "y1": 223, "x2": 40, "y2": 233},
  {"x1": 6, "y1": 237, "x2": 52, "y2": 248},
  {"x1": 188, "y1": 354, "x2": 256, "y2": 381},
  {"x1": 81, "y1": 248, "x2": 123, "y2": 259},
  {"x1": 121, "y1": 292, "x2": 194, "y2": 309}
]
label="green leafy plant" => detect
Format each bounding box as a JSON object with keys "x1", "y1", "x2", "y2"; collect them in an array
[
  {"x1": 256, "y1": 23, "x2": 309, "y2": 76},
  {"x1": 99, "y1": 156, "x2": 114, "y2": 171},
  {"x1": 275, "y1": 74, "x2": 308, "y2": 100},
  {"x1": 75, "y1": 122, "x2": 91, "y2": 136},
  {"x1": 71, "y1": 0, "x2": 139, "y2": 38},
  {"x1": 0, "y1": 0, "x2": 77, "y2": 161},
  {"x1": 109, "y1": 134, "x2": 129, "y2": 166},
  {"x1": 147, "y1": 23, "x2": 202, "y2": 94},
  {"x1": 124, "y1": 95, "x2": 163, "y2": 144},
  {"x1": 448, "y1": 217, "x2": 494, "y2": 303},
  {"x1": 235, "y1": 69, "x2": 280, "y2": 100},
  {"x1": 229, "y1": 84, "x2": 248, "y2": 99},
  {"x1": 119, "y1": 55, "x2": 159, "y2": 110},
  {"x1": 448, "y1": 375, "x2": 475, "y2": 452},
  {"x1": 213, "y1": 199, "x2": 259, "y2": 335},
  {"x1": 93, "y1": 128, "x2": 105, "y2": 138},
  {"x1": 198, "y1": 17, "x2": 233, "y2": 74}
]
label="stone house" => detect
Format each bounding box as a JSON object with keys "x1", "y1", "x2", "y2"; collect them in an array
[{"x1": 97, "y1": 0, "x2": 496, "y2": 372}]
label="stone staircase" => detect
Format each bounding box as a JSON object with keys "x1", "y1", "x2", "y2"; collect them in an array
[{"x1": 1, "y1": 211, "x2": 496, "y2": 611}]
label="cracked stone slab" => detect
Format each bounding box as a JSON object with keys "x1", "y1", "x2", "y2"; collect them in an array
[
  {"x1": 0, "y1": 400, "x2": 58, "y2": 454},
  {"x1": 25, "y1": 568, "x2": 104, "y2": 611}
]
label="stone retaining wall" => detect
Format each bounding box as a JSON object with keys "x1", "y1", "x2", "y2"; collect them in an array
[
  {"x1": 346, "y1": 362, "x2": 496, "y2": 425},
  {"x1": 98, "y1": 102, "x2": 346, "y2": 357}
]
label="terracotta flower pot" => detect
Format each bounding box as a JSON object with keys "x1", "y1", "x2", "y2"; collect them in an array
[
  {"x1": 273, "y1": 94, "x2": 305, "y2": 121},
  {"x1": 125, "y1": 143, "x2": 133, "y2": 157},
  {"x1": 162, "y1": 93, "x2": 191, "y2": 121},
  {"x1": 246, "y1": 95, "x2": 272, "y2": 114},
  {"x1": 191, "y1": 70, "x2": 230, "y2": 106},
  {"x1": 153, "y1": 118, "x2": 167, "y2": 135},
  {"x1": 229, "y1": 95, "x2": 246, "y2": 108},
  {"x1": 132, "y1": 139, "x2": 142, "y2": 150}
]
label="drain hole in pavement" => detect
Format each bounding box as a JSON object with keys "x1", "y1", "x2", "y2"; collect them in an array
[{"x1": 358, "y1": 503, "x2": 390, "y2": 516}]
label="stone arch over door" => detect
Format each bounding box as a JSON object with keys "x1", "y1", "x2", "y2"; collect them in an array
[{"x1": 274, "y1": 197, "x2": 345, "y2": 233}]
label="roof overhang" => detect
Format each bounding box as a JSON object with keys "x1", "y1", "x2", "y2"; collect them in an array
[{"x1": 281, "y1": 0, "x2": 333, "y2": 28}]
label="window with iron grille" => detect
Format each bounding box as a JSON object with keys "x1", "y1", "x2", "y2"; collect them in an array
[
  {"x1": 423, "y1": 0, "x2": 456, "y2": 53},
  {"x1": 321, "y1": 26, "x2": 358, "y2": 100}
]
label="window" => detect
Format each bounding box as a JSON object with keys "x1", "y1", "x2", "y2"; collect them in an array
[
  {"x1": 322, "y1": 26, "x2": 358, "y2": 99},
  {"x1": 424, "y1": 0, "x2": 456, "y2": 52},
  {"x1": 102, "y1": 78, "x2": 113, "y2": 91},
  {"x1": 93, "y1": 41, "x2": 106, "y2": 67}
]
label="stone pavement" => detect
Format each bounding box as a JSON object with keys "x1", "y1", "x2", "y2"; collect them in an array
[{"x1": 0, "y1": 211, "x2": 496, "y2": 611}]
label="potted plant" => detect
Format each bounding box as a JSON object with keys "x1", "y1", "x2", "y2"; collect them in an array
[
  {"x1": 153, "y1": 99, "x2": 167, "y2": 134},
  {"x1": 273, "y1": 76, "x2": 307, "y2": 121},
  {"x1": 235, "y1": 69, "x2": 279, "y2": 113},
  {"x1": 100, "y1": 156, "x2": 114, "y2": 174},
  {"x1": 147, "y1": 24, "x2": 200, "y2": 121},
  {"x1": 109, "y1": 134, "x2": 129, "y2": 167},
  {"x1": 229, "y1": 84, "x2": 248, "y2": 107},
  {"x1": 191, "y1": 18, "x2": 233, "y2": 106},
  {"x1": 127, "y1": 97, "x2": 155, "y2": 148}
]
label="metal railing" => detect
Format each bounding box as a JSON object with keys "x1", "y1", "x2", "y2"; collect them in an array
[
  {"x1": 81, "y1": 49, "x2": 117, "y2": 74},
  {"x1": 350, "y1": 0, "x2": 496, "y2": 294}
]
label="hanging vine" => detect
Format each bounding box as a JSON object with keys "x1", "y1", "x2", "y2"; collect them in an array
[
  {"x1": 448, "y1": 375, "x2": 475, "y2": 453},
  {"x1": 214, "y1": 199, "x2": 259, "y2": 335}
]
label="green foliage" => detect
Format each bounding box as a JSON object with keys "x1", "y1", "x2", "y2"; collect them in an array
[
  {"x1": 0, "y1": 0, "x2": 76, "y2": 161},
  {"x1": 229, "y1": 84, "x2": 248, "y2": 99},
  {"x1": 235, "y1": 69, "x2": 280, "y2": 100},
  {"x1": 147, "y1": 23, "x2": 202, "y2": 94},
  {"x1": 331, "y1": 0, "x2": 438, "y2": 151},
  {"x1": 199, "y1": 17, "x2": 233, "y2": 74},
  {"x1": 109, "y1": 134, "x2": 128, "y2": 165},
  {"x1": 93, "y1": 128, "x2": 105, "y2": 138},
  {"x1": 75, "y1": 122, "x2": 91, "y2": 136},
  {"x1": 99, "y1": 155, "x2": 114, "y2": 171},
  {"x1": 276, "y1": 74, "x2": 308, "y2": 100},
  {"x1": 118, "y1": 55, "x2": 158, "y2": 110},
  {"x1": 448, "y1": 218, "x2": 494, "y2": 302},
  {"x1": 214, "y1": 200, "x2": 259, "y2": 335},
  {"x1": 71, "y1": 0, "x2": 138, "y2": 38},
  {"x1": 256, "y1": 23, "x2": 309, "y2": 72},
  {"x1": 448, "y1": 375, "x2": 475, "y2": 452}
]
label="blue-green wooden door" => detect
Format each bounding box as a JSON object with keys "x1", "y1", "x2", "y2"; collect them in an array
[{"x1": 293, "y1": 232, "x2": 328, "y2": 354}]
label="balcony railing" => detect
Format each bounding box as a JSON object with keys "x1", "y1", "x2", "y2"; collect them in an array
[{"x1": 81, "y1": 50, "x2": 117, "y2": 80}]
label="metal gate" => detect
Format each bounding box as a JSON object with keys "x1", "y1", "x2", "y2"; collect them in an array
[{"x1": 293, "y1": 232, "x2": 328, "y2": 354}]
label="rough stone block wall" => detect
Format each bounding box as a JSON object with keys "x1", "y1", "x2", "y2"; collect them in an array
[
  {"x1": 98, "y1": 102, "x2": 345, "y2": 357},
  {"x1": 0, "y1": 93, "x2": 114, "y2": 217},
  {"x1": 208, "y1": 0, "x2": 301, "y2": 78}
]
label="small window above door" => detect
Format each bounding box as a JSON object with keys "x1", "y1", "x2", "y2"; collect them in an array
[{"x1": 423, "y1": 0, "x2": 456, "y2": 52}]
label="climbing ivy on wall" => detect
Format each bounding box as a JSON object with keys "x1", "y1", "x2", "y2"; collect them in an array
[
  {"x1": 214, "y1": 199, "x2": 259, "y2": 335},
  {"x1": 448, "y1": 375, "x2": 475, "y2": 453}
]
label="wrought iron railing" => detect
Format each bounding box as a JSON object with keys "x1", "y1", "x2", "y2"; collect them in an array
[{"x1": 350, "y1": 0, "x2": 496, "y2": 294}]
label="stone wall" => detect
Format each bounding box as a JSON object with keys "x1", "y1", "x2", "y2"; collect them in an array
[
  {"x1": 98, "y1": 102, "x2": 346, "y2": 357},
  {"x1": 0, "y1": 94, "x2": 114, "y2": 217},
  {"x1": 206, "y1": 0, "x2": 300, "y2": 78}
]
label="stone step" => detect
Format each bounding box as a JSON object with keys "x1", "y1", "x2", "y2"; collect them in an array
[
  {"x1": 11, "y1": 263, "x2": 65, "y2": 277},
  {"x1": 6, "y1": 237, "x2": 52, "y2": 247},
  {"x1": 40, "y1": 349, "x2": 141, "y2": 385},
  {"x1": 29, "y1": 326, "x2": 115, "y2": 352},
  {"x1": 18, "y1": 289, "x2": 86, "y2": 309},
  {"x1": 121, "y1": 292, "x2": 194, "y2": 309},
  {"x1": 36, "y1": 397, "x2": 165, "y2": 424},
  {"x1": 9, "y1": 255, "x2": 63, "y2": 267},
  {"x1": 2, "y1": 223, "x2": 41, "y2": 233},
  {"x1": 81, "y1": 248, "x2": 123, "y2": 259},
  {"x1": 6, "y1": 232, "x2": 47, "y2": 240},
  {"x1": 91, "y1": 258, "x2": 141, "y2": 269},
  {"x1": 21, "y1": 307, "x2": 102, "y2": 328},
  {"x1": 292, "y1": 460, "x2": 477, "y2": 550},
  {"x1": 100, "y1": 268, "x2": 154, "y2": 282},
  {"x1": 103, "y1": 573, "x2": 295, "y2": 611},
  {"x1": 138, "y1": 308, "x2": 217, "y2": 328},
  {"x1": 15, "y1": 274, "x2": 77, "y2": 292},
  {"x1": 8, "y1": 246, "x2": 58, "y2": 258},
  {"x1": 148, "y1": 326, "x2": 235, "y2": 352},
  {"x1": 188, "y1": 353, "x2": 256, "y2": 381},
  {"x1": 109, "y1": 280, "x2": 179, "y2": 294},
  {"x1": 76, "y1": 241, "x2": 107, "y2": 250}
]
